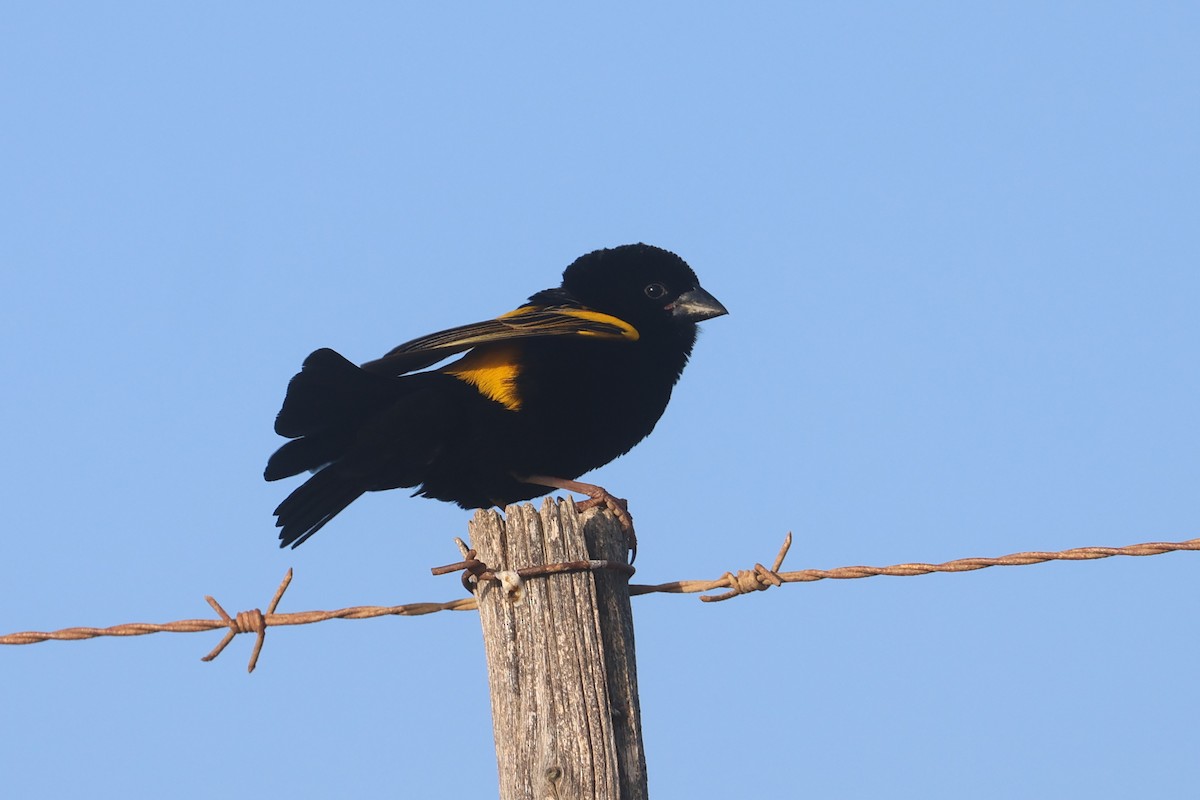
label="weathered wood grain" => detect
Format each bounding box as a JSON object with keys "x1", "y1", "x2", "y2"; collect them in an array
[{"x1": 470, "y1": 499, "x2": 646, "y2": 800}]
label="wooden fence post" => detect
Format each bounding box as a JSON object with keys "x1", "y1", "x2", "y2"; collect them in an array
[{"x1": 469, "y1": 499, "x2": 647, "y2": 800}]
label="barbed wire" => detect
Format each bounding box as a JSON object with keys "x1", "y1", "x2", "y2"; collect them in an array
[
  {"x1": 630, "y1": 533, "x2": 1200, "y2": 601},
  {"x1": 2, "y1": 533, "x2": 1196, "y2": 671}
]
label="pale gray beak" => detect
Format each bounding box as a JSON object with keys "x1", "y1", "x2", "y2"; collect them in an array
[{"x1": 669, "y1": 286, "x2": 728, "y2": 322}]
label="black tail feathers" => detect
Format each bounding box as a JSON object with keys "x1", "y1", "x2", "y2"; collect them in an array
[
  {"x1": 273, "y1": 465, "x2": 366, "y2": 548},
  {"x1": 265, "y1": 348, "x2": 402, "y2": 481},
  {"x1": 273, "y1": 348, "x2": 391, "y2": 439},
  {"x1": 265, "y1": 347, "x2": 406, "y2": 547},
  {"x1": 263, "y1": 436, "x2": 339, "y2": 482}
]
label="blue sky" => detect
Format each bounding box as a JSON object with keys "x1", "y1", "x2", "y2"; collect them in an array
[{"x1": 2, "y1": 3, "x2": 1197, "y2": 798}]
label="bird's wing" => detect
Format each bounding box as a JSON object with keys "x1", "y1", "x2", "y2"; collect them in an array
[{"x1": 359, "y1": 305, "x2": 640, "y2": 375}]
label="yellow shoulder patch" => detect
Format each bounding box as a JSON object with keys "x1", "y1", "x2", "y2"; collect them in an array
[{"x1": 444, "y1": 345, "x2": 523, "y2": 411}]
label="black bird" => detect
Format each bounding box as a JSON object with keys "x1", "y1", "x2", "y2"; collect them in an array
[{"x1": 265, "y1": 243, "x2": 727, "y2": 549}]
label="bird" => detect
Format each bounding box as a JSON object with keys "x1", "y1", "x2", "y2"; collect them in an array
[{"x1": 264, "y1": 243, "x2": 727, "y2": 550}]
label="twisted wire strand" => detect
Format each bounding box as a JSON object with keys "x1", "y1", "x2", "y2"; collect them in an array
[{"x1": 3, "y1": 535, "x2": 1195, "y2": 670}]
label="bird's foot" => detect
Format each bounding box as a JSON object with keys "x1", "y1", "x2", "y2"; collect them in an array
[{"x1": 519, "y1": 475, "x2": 638, "y2": 562}]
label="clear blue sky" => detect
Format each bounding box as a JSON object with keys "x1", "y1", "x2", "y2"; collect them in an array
[{"x1": 3, "y1": 4, "x2": 1197, "y2": 798}]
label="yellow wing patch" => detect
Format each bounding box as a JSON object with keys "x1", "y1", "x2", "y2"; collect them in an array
[
  {"x1": 363, "y1": 305, "x2": 639, "y2": 377},
  {"x1": 498, "y1": 307, "x2": 640, "y2": 342},
  {"x1": 558, "y1": 309, "x2": 640, "y2": 340},
  {"x1": 444, "y1": 345, "x2": 523, "y2": 411}
]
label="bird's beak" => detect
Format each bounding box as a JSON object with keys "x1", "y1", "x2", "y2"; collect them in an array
[{"x1": 670, "y1": 286, "x2": 728, "y2": 322}]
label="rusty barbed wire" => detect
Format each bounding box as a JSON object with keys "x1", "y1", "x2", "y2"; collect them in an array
[
  {"x1": 2, "y1": 534, "x2": 1196, "y2": 670},
  {"x1": 629, "y1": 533, "x2": 1200, "y2": 601},
  {"x1": 431, "y1": 536, "x2": 636, "y2": 595},
  {"x1": 0, "y1": 568, "x2": 477, "y2": 672}
]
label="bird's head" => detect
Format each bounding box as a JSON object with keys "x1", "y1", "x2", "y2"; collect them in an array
[{"x1": 560, "y1": 243, "x2": 728, "y2": 334}]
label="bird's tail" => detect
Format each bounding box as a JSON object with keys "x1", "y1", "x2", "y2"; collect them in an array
[
  {"x1": 264, "y1": 347, "x2": 403, "y2": 547},
  {"x1": 273, "y1": 465, "x2": 366, "y2": 548},
  {"x1": 264, "y1": 348, "x2": 399, "y2": 481}
]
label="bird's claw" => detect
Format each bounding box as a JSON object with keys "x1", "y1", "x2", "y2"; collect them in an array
[{"x1": 576, "y1": 491, "x2": 637, "y2": 562}]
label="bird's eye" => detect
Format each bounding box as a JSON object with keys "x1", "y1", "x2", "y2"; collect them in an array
[{"x1": 644, "y1": 283, "x2": 667, "y2": 300}]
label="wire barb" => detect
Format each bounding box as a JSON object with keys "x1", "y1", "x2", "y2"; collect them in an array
[
  {"x1": 431, "y1": 550, "x2": 637, "y2": 596},
  {"x1": 200, "y1": 568, "x2": 294, "y2": 672},
  {"x1": 700, "y1": 532, "x2": 793, "y2": 602}
]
